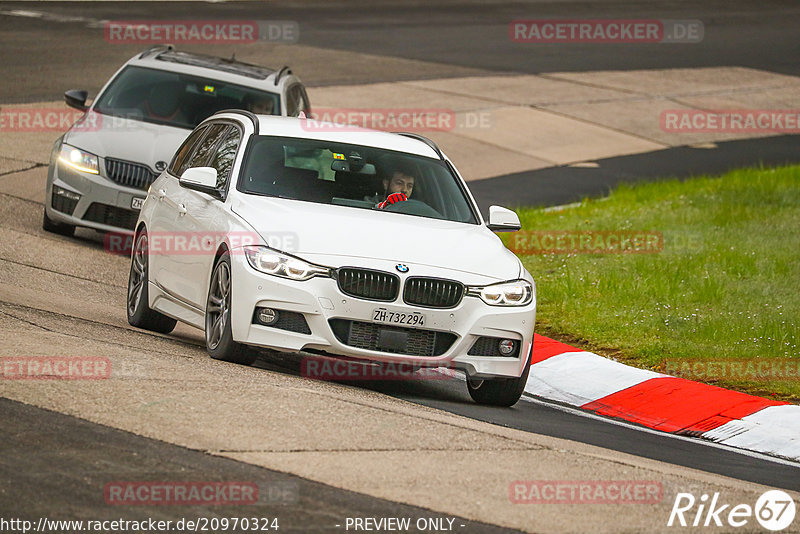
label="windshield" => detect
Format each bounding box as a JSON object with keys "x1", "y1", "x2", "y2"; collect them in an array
[
  {"x1": 238, "y1": 136, "x2": 479, "y2": 224},
  {"x1": 93, "y1": 66, "x2": 280, "y2": 130}
]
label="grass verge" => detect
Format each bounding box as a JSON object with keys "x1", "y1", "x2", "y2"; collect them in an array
[{"x1": 507, "y1": 165, "x2": 800, "y2": 402}]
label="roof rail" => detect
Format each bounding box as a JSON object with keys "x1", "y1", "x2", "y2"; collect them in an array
[
  {"x1": 273, "y1": 66, "x2": 292, "y2": 85},
  {"x1": 212, "y1": 109, "x2": 260, "y2": 134},
  {"x1": 394, "y1": 132, "x2": 444, "y2": 160},
  {"x1": 138, "y1": 44, "x2": 174, "y2": 59}
]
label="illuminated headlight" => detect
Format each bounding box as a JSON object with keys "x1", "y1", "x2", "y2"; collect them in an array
[
  {"x1": 243, "y1": 246, "x2": 330, "y2": 281},
  {"x1": 58, "y1": 144, "x2": 99, "y2": 174},
  {"x1": 467, "y1": 280, "x2": 534, "y2": 306}
]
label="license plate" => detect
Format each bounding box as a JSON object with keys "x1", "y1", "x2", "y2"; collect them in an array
[
  {"x1": 372, "y1": 308, "x2": 426, "y2": 328},
  {"x1": 131, "y1": 197, "x2": 145, "y2": 210}
]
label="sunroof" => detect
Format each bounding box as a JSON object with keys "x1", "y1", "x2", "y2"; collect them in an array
[{"x1": 155, "y1": 50, "x2": 274, "y2": 80}]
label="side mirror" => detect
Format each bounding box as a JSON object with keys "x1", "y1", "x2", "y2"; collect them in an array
[
  {"x1": 64, "y1": 89, "x2": 89, "y2": 112},
  {"x1": 179, "y1": 167, "x2": 224, "y2": 200},
  {"x1": 486, "y1": 205, "x2": 521, "y2": 232}
]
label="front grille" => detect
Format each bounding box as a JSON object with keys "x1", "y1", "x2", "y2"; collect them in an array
[
  {"x1": 105, "y1": 158, "x2": 158, "y2": 191},
  {"x1": 403, "y1": 277, "x2": 464, "y2": 308},
  {"x1": 82, "y1": 203, "x2": 139, "y2": 230},
  {"x1": 51, "y1": 191, "x2": 78, "y2": 215},
  {"x1": 337, "y1": 268, "x2": 399, "y2": 301},
  {"x1": 329, "y1": 319, "x2": 456, "y2": 357},
  {"x1": 468, "y1": 336, "x2": 520, "y2": 358}
]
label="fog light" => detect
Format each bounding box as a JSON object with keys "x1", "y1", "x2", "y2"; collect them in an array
[
  {"x1": 257, "y1": 307, "x2": 279, "y2": 325},
  {"x1": 53, "y1": 185, "x2": 81, "y2": 201},
  {"x1": 498, "y1": 339, "x2": 516, "y2": 355}
]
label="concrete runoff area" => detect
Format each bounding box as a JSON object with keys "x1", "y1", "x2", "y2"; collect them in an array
[
  {"x1": 305, "y1": 66, "x2": 800, "y2": 180},
  {"x1": 3, "y1": 65, "x2": 799, "y2": 186}
]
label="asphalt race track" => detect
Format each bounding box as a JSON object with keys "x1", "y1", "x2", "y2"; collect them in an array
[{"x1": 1, "y1": 2, "x2": 799, "y2": 533}]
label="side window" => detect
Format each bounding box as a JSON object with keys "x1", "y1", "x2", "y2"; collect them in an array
[
  {"x1": 168, "y1": 125, "x2": 208, "y2": 178},
  {"x1": 210, "y1": 126, "x2": 242, "y2": 189},
  {"x1": 285, "y1": 84, "x2": 310, "y2": 117},
  {"x1": 185, "y1": 123, "x2": 228, "y2": 170}
]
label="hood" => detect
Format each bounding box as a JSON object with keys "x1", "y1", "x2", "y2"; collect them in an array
[
  {"x1": 231, "y1": 195, "x2": 521, "y2": 281},
  {"x1": 64, "y1": 110, "x2": 190, "y2": 170}
]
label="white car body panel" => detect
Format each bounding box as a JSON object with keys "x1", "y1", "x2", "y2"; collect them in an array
[
  {"x1": 256, "y1": 116, "x2": 440, "y2": 159},
  {"x1": 64, "y1": 111, "x2": 189, "y2": 168},
  {"x1": 136, "y1": 114, "x2": 536, "y2": 380},
  {"x1": 230, "y1": 195, "x2": 520, "y2": 281}
]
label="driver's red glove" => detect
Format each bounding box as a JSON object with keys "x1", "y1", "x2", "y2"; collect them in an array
[{"x1": 378, "y1": 192, "x2": 408, "y2": 209}]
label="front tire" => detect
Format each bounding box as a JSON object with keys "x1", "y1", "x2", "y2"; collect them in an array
[
  {"x1": 42, "y1": 208, "x2": 75, "y2": 237},
  {"x1": 127, "y1": 230, "x2": 177, "y2": 334},
  {"x1": 466, "y1": 348, "x2": 532, "y2": 407},
  {"x1": 205, "y1": 252, "x2": 257, "y2": 366}
]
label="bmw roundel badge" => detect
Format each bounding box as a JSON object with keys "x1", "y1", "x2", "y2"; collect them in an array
[{"x1": 396, "y1": 264, "x2": 409, "y2": 273}]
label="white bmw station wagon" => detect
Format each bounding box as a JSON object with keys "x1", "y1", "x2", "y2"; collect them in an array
[{"x1": 127, "y1": 111, "x2": 536, "y2": 405}]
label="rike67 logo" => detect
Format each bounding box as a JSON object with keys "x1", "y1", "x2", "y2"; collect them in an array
[{"x1": 668, "y1": 490, "x2": 796, "y2": 531}]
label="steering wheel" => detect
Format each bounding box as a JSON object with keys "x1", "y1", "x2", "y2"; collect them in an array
[{"x1": 382, "y1": 198, "x2": 443, "y2": 218}]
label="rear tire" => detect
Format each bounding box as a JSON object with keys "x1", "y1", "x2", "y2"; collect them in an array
[
  {"x1": 42, "y1": 209, "x2": 75, "y2": 237},
  {"x1": 127, "y1": 230, "x2": 177, "y2": 334},
  {"x1": 205, "y1": 252, "x2": 258, "y2": 366},
  {"x1": 466, "y1": 347, "x2": 532, "y2": 407}
]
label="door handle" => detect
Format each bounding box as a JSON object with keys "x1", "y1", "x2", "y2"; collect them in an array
[
  {"x1": 157, "y1": 188, "x2": 167, "y2": 199},
  {"x1": 177, "y1": 203, "x2": 188, "y2": 215}
]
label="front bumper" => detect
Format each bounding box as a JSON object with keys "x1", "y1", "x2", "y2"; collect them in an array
[
  {"x1": 229, "y1": 251, "x2": 535, "y2": 379},
  {"x1": 45, "y1": 156, "x2": 148, "y2": 234}
]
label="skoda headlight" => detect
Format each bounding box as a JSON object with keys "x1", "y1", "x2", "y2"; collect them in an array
[
  {"x1": 468, "y1": 280, "x2": 534, "y2": 306},
  {"x1": 244, "y1": 246, "x2": 330, "y2": 281},
  {"x1": 58, "y1": 144, "x2": 99, "y2": 174}
]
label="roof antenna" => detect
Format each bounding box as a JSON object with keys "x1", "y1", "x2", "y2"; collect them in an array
[{"x1": 230, "y1": 52, "x2": 236, "y2": 62}]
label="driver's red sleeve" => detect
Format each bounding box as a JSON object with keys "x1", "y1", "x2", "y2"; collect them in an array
[{"x1": 378, "y1": 192, "x2": 408, "y2": 209}]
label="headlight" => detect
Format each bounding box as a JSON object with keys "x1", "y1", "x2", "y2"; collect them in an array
[
  {"x1": 58, "y1": 144, "x2": 99, "y2": 174},
  {"x1": 467, "y1": 280, "x2": 534, "y2": 306},
  {"x1": 243, "y1": 246, "x2": 330, "y2": 281}
]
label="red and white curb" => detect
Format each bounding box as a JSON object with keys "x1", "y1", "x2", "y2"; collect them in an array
[{"x1": 524, "y1": 334, "x2": 800, "y2": 462}]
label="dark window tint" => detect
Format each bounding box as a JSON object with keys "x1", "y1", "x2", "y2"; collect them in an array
[
  {"x1": 238, "y1": 136, "x2": 478, "y2": 224},
  {"x1": 168, "y1": 125, "x2": 209, "y2": 177},
  {"x1": 210, "y1": 126, "x2": 241, "y2": 189},
  {"x1": 186, "y1": 123, "x2": 228, "y2": 170}
]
